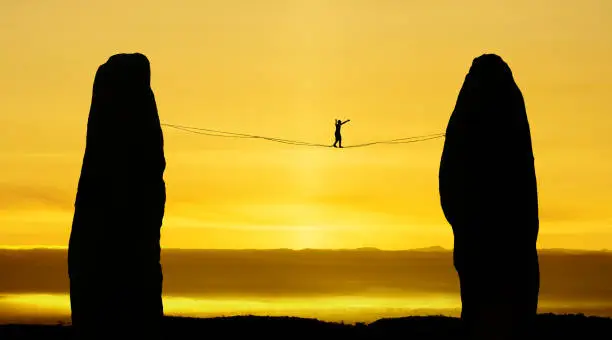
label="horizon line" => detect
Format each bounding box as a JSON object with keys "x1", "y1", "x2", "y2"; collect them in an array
[{"x1": 0, "y1": 245, "x2": 609, "y2": 252}]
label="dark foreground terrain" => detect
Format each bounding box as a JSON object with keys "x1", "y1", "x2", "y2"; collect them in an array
[{"x1": 1, "y1": 314, "x2": 610, "y2": 340}]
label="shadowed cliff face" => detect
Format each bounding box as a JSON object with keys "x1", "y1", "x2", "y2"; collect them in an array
[
  {"x1": 68, "y1": 53, "x2": 166, "y2": 339},
  {"x1": 439, "y1": 54, "x2": 539, "y2": 339}
]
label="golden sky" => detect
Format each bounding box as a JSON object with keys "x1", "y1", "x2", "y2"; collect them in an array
[{"x1": 0, "y1": 1, "x2": 611, "y2": 249}]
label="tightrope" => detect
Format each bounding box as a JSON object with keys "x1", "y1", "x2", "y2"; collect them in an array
[{"x1": 161, "y1": 123, "x2": 445, "y2": 148}]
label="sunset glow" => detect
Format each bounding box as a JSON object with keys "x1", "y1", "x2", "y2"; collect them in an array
[{"x1": 1, "y1": 1, "x2": 611, "y2": 251}]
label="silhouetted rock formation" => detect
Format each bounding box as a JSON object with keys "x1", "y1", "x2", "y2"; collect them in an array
[
  {"x1": 68, "y1": 53, "x2": 166, "y2": 339},
  {"x1": 439, "y1": 54, "x2": 540, "y2": 339}
]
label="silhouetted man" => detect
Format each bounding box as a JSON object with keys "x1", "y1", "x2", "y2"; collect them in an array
[
  {"x1": 439, "y1": 54, "x2": 539, "y2": 340},
  {"x1": 333, "y1": 118, "x2": 350, "y2": 148}
]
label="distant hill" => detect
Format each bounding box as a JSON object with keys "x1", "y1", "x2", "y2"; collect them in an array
[
  {"x1": 0, "y1": 314, "x2": 611, "y2": 340},
  {"x1": 538, "y1": 248, "x2": 612, "y2": 255},
  {"x1": 2, "y1": 246, "x2": 610, "y2": 253},
  {"x1": 1, "y1": 246, "x2": 611, "y2": 325},
  {"x1": 1, "y1": 247, "x2": 611, "y2": 306},
  {"x1": 412, "y1": 246, "x2": 448, "y2": 252}
]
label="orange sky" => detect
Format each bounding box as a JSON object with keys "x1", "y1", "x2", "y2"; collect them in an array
[{"x1": 0, "y1": 1, "x2": 611, "y2": 250}]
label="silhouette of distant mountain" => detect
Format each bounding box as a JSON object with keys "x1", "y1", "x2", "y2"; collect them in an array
[
  {"x1": 354, "y1": 247, "x2": 382, "y2": 251},
  {"x1": 538, "y1": 248, "x2": 612, "y2": 254},
  {"x1": 412, "y1": 246, "x2": 448, "y2": 252},
  {"x1": 1, "y1": 248, "x2": 610, "y2": 318},
  {"x1": 2, "y1": 246, "x2": 609, "y2": 252},
  {"x1": 0, "y1": 314, "x2": 610, "y2": 340}
]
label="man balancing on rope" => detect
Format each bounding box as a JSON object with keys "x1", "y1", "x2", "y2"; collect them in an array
[{"x1": 332, "y1": 118, "x2": 350, "y2": 148}]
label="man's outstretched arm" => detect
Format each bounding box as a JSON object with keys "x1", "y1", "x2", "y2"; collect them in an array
[{"x1": 342, "y1": 119, "x2": 351, "y2": 125}]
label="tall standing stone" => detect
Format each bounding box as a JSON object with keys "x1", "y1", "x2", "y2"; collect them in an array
[
  {"x1": 68, "y1": 53, "x2": 166, "y2": 339},
  {"x1": 439, "y1": 54, "x2": 539, "y2": 339}
]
